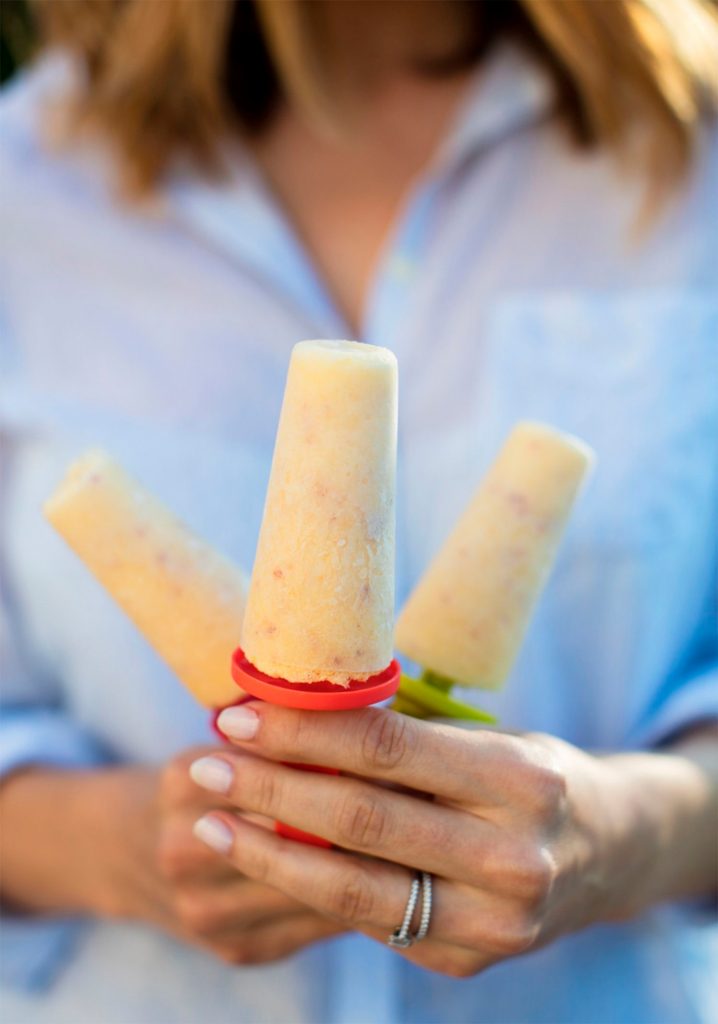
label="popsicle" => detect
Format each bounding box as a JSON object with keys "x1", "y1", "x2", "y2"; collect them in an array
[
  {"x1": 232, "y1": 339, "x2": 401, "y2": 846},
  {"x1": 394, "y1": 421, "x2": 594, "y2": 718},
  {"x1": 239, "y1": 339, "x2": 398, "y2": 687},
  {"x1": 44, "y1": 450, "x2": 247, "y2": 710}
]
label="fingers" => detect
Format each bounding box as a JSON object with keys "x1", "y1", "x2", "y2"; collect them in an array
[
  {"x1": 159, "y1": 745, "x2": 241, "y2": 812},
  {"x1": 205, "y1": 913, "x2": 345, "y2": 967},
  {"x1": 356, "y1": 924, "x2": 495, "y2": 979},
  {"x1": 173, "y1": 876, "x2": 311, "y2": 939},
  {"x1": 189, "y1": 751, "x2": 523, "y2": 889},
  {"x1": 193, "y1": 813, "x2": 539, "y2": 961},
  {"x1": 194, "y1": 812, "x2": 433, "y2": 933},
  {"x1": 216, "y1": 703, "x2": 535, "y2": 806}
]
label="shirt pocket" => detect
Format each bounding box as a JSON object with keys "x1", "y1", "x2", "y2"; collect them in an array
[{"x1": 481, "y1": 289, "x2": 718, "y2": 552}]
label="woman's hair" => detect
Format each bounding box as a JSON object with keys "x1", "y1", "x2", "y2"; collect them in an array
[{"x1": 33, "y1": 0, "x2": 718, "y2": 197}]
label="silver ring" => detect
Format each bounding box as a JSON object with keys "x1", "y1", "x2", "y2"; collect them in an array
[
  {"x1": 388, "y1": 871, "x2": 433, "y2": 949},
  {"x1": 415, "y1": 871, "x2": 432, "y2": 941}
]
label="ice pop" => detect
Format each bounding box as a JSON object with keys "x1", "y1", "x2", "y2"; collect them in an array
[
  {"x1": 44, "y1": 451, "x2": 247, "y2": 709},
  {"x1": 396, "y1": 421, "x2": 593, "y2": 693},
  {"x1": 240, "y1": 339, "x2": 398, "y2": 686}
]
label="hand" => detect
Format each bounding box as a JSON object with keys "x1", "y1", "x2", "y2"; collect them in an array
[
  {"x1": 188, "y1": 704, "x2": 657, "y2": 977},
  {"x1": 0, "y1": 752, "x2": 344, "y2": 966},
  {"x1": 139, "y1": 747, "x2": 348, "y2": 964}
]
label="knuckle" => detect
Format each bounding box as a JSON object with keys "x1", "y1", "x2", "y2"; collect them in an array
[
  {"x1": 360, "y1": 711, "x2": 411, "y2": 773},
  {"x1": 155, "y1": 833, "x2": 188, "y2": 883},
  {"x1": 433, "y1": 953, "x2": 482, "y2": 979},
  {"x1": 160, "y1": 760, "x2": 192, "y2": 807},
  {"x1": 516, "y1": 740, "x2": 568, "y2": 822},
  {"x1": 210, "y1": 940, "x2": 250, "y2": 965},
  {"x1": 328, "y1": 868, "x2": 375, "y2": 923},
  {"x1": 529, "y1": 764, "x2": 567, "y2": 821},
  {"x1": 531, "y1": 849, "x2": 557, "y2": 905},
  {"x1": 514, "y1": 848, "x2": 556, "y2": 906},
  {"x1": 242, "y1": 843, "x2": 273, "y2": 885},
  {"x1": 225, "y1": 940, "x2": 254, "y2": 965},
  {"x1": 450, "y1": 961, "x2": 480, "y2": 979},
  {"x1": 255, "y1": 764, "x2": 282, "y2": 816},
  {"x1": 335, "y1": 790, "x2": 390, "y2": 849},
  {"x1": 280, "y1": 709, "x2": 307, "y2": 757},
  {"x1": 489, "y1": 912, "x2": 541, "y2": 957},
  {"x1": 491, "y1": 844, "x2": 556, "y2": 906},
  {"x1": 156, "y1": 818, "x2": 207, "y2": 883},
  {"x1": 176, "y1": 892, "x2": 218, "y2": 936}
]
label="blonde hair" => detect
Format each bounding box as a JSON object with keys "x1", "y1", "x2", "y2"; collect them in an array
[{"x1": 34, "y1": 0, "x2": 718, "y2": 196}]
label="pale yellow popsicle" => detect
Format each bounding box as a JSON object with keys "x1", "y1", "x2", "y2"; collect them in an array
[
  {"x1": 396, "y1": 422, "x2": 594, "y2": 689},
  {"x1": 241, "y1": 340, "x2": 397, "y2": 685},
  {"x1": 44, "y1": 451, "x2": 247, "y2": 708}
]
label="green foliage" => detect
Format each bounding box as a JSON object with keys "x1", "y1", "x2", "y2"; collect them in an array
[{"x1": 1, "y1": 0, "x2": 35, "y2": 85}]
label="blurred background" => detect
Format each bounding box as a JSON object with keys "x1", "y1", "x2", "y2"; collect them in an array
[{"x1": 1, "y1": 0, "x2": 33, "y2": 84}]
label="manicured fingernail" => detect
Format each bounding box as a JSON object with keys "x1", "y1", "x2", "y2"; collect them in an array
[
  {"x1": 189, "y1": 756, "x2": 233, "y2": 793},
  {"x1": 193, "y1": 815, "x2": 234, "y2": 855},
  {"x1": 217, "y1": 705, "x2": 260, "y2": 741}
]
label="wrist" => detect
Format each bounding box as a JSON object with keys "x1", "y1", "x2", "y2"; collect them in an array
[
  {"x1": 80, "y1": 766, "x2": 160, "y2": 920},
  {"x1": 582, "y1": 756, "x2": 658, "y2": 922},
  {"x1": 574, "y1": 736, "x2": 718, "y2": 924},
  {"x1": 539, "y1": 740, "x2": 654, "y2": 930},
  {"x1": 601, "y1": 735, "x2": 718, "y2": 911},
  {"x1": 0, "y1": 768, "x2": 105, "y2": 914},
  {"x1": 0, "y1": 766, "x2": 158, "y2": 919}
]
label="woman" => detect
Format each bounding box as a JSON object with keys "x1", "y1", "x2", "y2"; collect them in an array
[{"x1": 1, "y1": 1, "x2": 716, "y2": 1022}]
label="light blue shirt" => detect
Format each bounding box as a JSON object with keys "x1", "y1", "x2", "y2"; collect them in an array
[{"x1": 1, "y1": 42, "x2": 717, "y2": 1024}]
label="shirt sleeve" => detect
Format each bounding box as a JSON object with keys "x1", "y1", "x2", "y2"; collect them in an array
[
  {"x1": 0, "y1": 705, "x2": 109, "y2": 781},
  {"x1": 627, "y1": 661, "x2": 718, "y2": 749},
  {"x1": 0, "y1": 702, "x2": 108, "y2": 994},
  {"x1": 0, "y1": 644, "x2": 108, "y2": 993},
  {"x1": 0, "y1": 680, "x2": 109, "y2": 994},
  {"x1": 0, "y1": 464, "x2": 110, "y2": 992}
]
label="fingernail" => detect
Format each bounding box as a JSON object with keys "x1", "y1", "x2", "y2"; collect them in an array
[
  {"x1": 193, "y1": 815, "x2": 234, "y2": 855},
  {"x1": 189, "y1": 756, "x2": 233, "y2": 794},
  {"x1": 217, "y1": 705, "x2": 260, "y2": 741}
]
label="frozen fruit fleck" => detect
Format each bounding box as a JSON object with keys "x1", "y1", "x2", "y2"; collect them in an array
[
  {"x1": 272, "y1": 568, "x2": 284, "y2": 579},
  {"x1": 508, "y1": 492, "x2": 530, "y2": 515}
]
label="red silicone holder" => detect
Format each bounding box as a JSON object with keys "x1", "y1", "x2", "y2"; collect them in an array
[
  {"x1": 231, "y1": 650, "x2": 401, "y2": 709},
  {"x1": 229, "y1": 650, "x2": 401, "y2": 847}
]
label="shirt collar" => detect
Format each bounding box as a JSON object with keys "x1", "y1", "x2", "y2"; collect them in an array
[
  {"x1": 166, "y1": 155, "x2": 346, "y2": 335},
  {"x1": 432, "y1": 39, "x2": 557, "y2": 178},
  {"x1": 163, "y1": 40, "x2": 556, "y2": 330}
]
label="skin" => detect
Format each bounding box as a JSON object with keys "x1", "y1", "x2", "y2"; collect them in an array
[
  {"x1": 249, "y1": 1, "x2": 478, "y2": 333},
  {"x1": 188, "y1": 705, "x2": 718, "y2": 977},
  {"x1": 0, "y1": 750, "x2": 343, "y2": 966}
]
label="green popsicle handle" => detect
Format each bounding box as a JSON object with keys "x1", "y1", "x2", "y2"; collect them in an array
[{"x1": 392, "y1": 670, "x2": 497, "y2": 724}]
